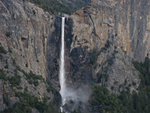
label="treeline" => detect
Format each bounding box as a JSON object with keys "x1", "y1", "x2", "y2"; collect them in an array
[
  {"x1": 29, "y1": 0, "x2": 88, "y2": 15},
  {"x1": 91, "y1": 57, "x2": 150, "y2": 113}
]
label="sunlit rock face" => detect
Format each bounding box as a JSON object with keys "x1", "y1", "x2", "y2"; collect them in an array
[
  {"x1": 68, "y1": 0, "x2": 150, "y2": 94},
  {"x1": 0, "y1": 0, "x2": 55, "y2": 78},
  {"x1": 0, "y1": 0, "x2": 57, "y2": 112}
]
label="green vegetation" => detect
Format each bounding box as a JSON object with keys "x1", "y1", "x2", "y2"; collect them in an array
[
  {"x1": 16, "y1": 65, "x2": 44, "y2": 86},
  {"x1": 72, "y1": 106, "x2": 82, "y2": 113},
  {"x1": 0, "y1": 46, "x2": 7, "y2": 54},
  {"x1": 1, "y1": 92, "x2": 58, "y2": 113},
  {"x1": 91, "y1": 57, "x2": 150, "y2": 113},
  {"x1": 0, "y1": 69, "x2": 7, "y2": 80},
  {"x1": 0, "y1": 69, "x2": 21, "y2": 87},
  {"x1": 30, "y1": 0, "x2": 70, "y2": 15},
  {"x1": 1, "y1": 63, "x2": 45, "y2": 87},
  {"x1": 29, "y1": 0, "x2": 87, "y2": 15},
  {"x1": 8, "y1": 74, "x2": 21, "y2": 87},
  {"x1": 46, "y1": 85, "x2": 53, "y2": 93},
  {"x1": 133, "y1": 57, "x2": 150, "y2": 87},
  {"x1": 5, "y1": 32, "x2": 11, "y2": 38},
  {"x1": 89, "y1": 48, "x2": 100, "y2": 65},
  {"x1": 97, "y1": 72, "x2": 109, "y2": 83},
  {"x1": 23, "y1": 71, "x2": 44, "y2": 86},
  {"x1": 91, "y1": 85, "x2": 124, "y2": 113},
  {"x1": 4, "y1": 64, "x2": 8, "y2": 69},
  {"x1": 3, "y1": 94, "x2": 9, "y2": 106},
  {"x1": 0, "y1": 59, "x2": 57, "y2": 113},
  {"x1": 0, "y1": 102, "x2": 32, "y2": 113}
]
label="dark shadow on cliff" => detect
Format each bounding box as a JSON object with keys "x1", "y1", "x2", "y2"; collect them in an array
[{"x1": 46, "y1": 17, "x2": 62, "y2": 107}]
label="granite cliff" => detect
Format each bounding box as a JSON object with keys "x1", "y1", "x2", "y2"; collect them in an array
[
  {"x1": 0, "y1": 0, "x2": 58, "y2": 112},
  {"x1": 0, "y1": 0, "x2": 150, "y2": 113}
]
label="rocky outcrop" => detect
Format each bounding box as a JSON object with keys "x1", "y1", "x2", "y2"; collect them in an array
[
  {"x1": 0, "y1": 0, "x2": 57, "y2": 112},
  {"x1": 0, "y1": 0, "x2": 55, "y2": 77},
  {"x1": 67, "y1": 0, "x2": 150, "y2": 94}
]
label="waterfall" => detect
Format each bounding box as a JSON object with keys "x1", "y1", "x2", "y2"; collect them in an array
[
  {"x1": 59, "y1": 17, "x2": 91, "y2": 113},
  {"x1": 59, "y1": 17, "x2": 66, "y2": 112}
]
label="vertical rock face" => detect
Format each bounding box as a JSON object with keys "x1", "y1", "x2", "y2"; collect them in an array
[
  {"x1": 46, "y1": 17, "x2": 61, "y2": 91},
  {"x1": 0, "y1": 0, "x2": 150, "y2": 112},
  {"x1": 0, "y1": 0, "x2": 58, "y2": 112},
  {"x1": 71, "y1": 0, "x2": 150, "y2": 61},
  {"x1": 0, "y1": 0, "x2": 55, "y2": 78},
  {"x1": 65, "y1": 0, "x2": 150, "y2": 93}
]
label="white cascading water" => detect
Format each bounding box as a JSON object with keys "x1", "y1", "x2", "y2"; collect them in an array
[
  {"x1": 59, "y1": 17, "x2": 66, "y2": 112},
  {"x1": 59, "y1": 17, "x2": 91, "y2": 113}
]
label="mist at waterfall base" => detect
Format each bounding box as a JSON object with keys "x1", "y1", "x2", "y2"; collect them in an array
[
  {"x1": 63, "y1": 85, "x2": 92, "y2": 112},
  {"x1": 59, "y1": 17, "x2": 91, "y2": 113}
]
